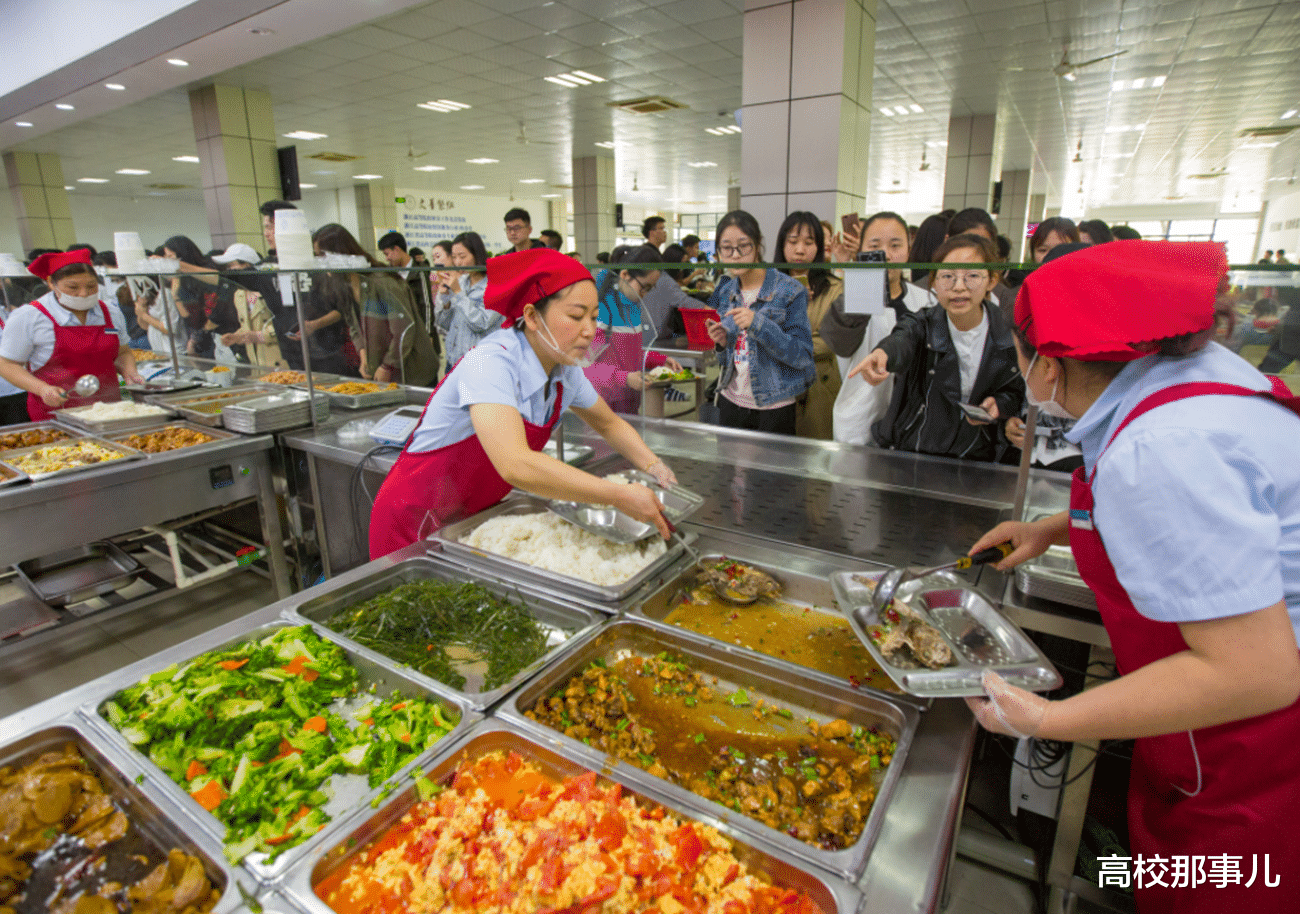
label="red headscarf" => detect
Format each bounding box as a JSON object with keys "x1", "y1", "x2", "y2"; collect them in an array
[
  {"x1": 28, "y1": 249, "x2": 94, "y2": 280},
  {"x1": 1014, "y1": 240, "x2": 1228, "y2": 362},
  {"x1": 485, "y1": 248, "x2": 593, "y2": 325}
]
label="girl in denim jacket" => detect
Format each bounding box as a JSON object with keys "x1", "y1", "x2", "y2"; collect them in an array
[{"x1": 705, "y1": 211, "x2": 815, "y2": 435}]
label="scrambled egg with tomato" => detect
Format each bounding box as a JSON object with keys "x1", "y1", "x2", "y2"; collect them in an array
[{"x1": 315, "y1": 751, "x2": 824, "y2": 914}]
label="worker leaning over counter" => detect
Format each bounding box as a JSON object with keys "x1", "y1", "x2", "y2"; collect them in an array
[
  {"x1": 370, "y1": 248, "x2": 674, "y2": 559},
  {"x1": 0, "y1": 250, "x2": 144, "y2": 421},
  {"x1": 965, "y1": 241, "x2": 1300, "y2": 914}
]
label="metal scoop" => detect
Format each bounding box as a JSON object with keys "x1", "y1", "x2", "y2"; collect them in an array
[
  {"x1": 72, "y1": 374, "x2": 100, "y2": 397},
  {"x1": 870, "y1": 543, "x2": 1014, "y2": 613}
]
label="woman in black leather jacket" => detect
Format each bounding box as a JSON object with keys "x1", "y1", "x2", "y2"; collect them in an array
[{"x1": 850, "y1": 234, "x2": 1024, "y2": 461}]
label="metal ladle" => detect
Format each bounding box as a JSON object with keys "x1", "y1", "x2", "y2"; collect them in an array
[
  {"x1": 870, "y1": 543, "x2": 1014, "y2": 613},
  {"x1": 665, "y1": 520, "x2": 773, "y2": 606},
  {"x1": 71, "y1": 374, "x2": 100, "y2": 398}
]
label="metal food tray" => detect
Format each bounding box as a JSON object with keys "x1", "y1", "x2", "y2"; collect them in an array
[
  {"x1": 0, "y1": 722, "x2": 242, "y2": 914},
  {"x1": 16, "y1": 540, "x2": 143, "y2": 606},
  {"x1": 539, "y1": 438, "x2": 594, "y2": 464},
  {"x1": 546, "y1": 472, "x2": 702, "y2": 544},
  {"x1": 0, "y1": 458, "x2": 28, "y2": 488},
  {"x1": 260, "y1": 371, "x2": 345, "y2": 388},
  {"x1": 282, "y1": 719, "x2": 864, "y2": 914},
  {"x1": 833, "y1": 570, "x2": 1063, "y2": 697},
  {"x1": 221, "y1": 391, "x2": 330, "y2": 434},
  {"x1": 55, "y1": 402, "x2": 177, "y2": 434},
  {"x1": 0, "y1": 437, "x2": 145, "y2": 482},
  {"x1": 85, "y1": 620, "x2": 477, "y2": 885},
  {"x1": 123, "y1": 378, "x2": 207, "y2": 398},
  {"x1": 631, "y1": 550, "x2": 918, "y2": 705},
  {"x1": 286, "y1": 555, "x2": 605, "y2": 712},
  {"x1": 1016, "y1": 545, "x2": 1098, "y2": 611},
  {"x1": 0, "y1": 419, "x2": 87, "y2": 454},
  {"x1": 499, "y1": 619, "x2": 918, "y2": 882},
  {"x1": 432, "y1": 494, "x2": 693, "y2": 604},
  {"x1": 309, "y1": 383, "x2": 407, "y2": 410},
  {"x1": 104, "y1": 421, "x2": 242, "y2": 454},
  {"x1": 170, "y1": 391, "x2": 277, "y2": 428},
  {"x1": 606, "y1": 468, "x2": 704, "y2": 523}
]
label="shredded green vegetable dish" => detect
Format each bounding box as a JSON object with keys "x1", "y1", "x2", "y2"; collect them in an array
[
  {"x1": 101, "y1": 625, "x2": 459, "y2": 865},
  {"x1": 325, "y1": 580, "x2": 553, "y2": 692}
]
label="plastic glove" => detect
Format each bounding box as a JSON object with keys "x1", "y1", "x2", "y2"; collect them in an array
[
  {"x1": 644, "y1": 458, "x2": 677, "y2": 488},
  {"x1": 965, "y1": 669, "x2": 1049, "y2": 739}
]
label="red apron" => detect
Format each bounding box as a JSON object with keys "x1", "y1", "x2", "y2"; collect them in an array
[
  {"x1": 26, "y1": 302, "x2": 122, "y2": 421},
  {"x1": 369, "y1": 354, "x2": 564, "y2": 559},
  {"x1": 1070, "y1": 377, "x2": 1300, "y2": 913}
]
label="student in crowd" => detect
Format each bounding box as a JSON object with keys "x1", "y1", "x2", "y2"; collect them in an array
[
  {"x1": 1259, "y1": 281, "x2": 1300, "y2": 374},
  {"x1": 379, "y1": 230, "x2": 443, "y2": 370},
  {"x1": 587, "y1": 245, "x2": 682, "y2": 414},
  {"x1": 409, "y1": 247, "x2": 428, "y2": 266},
  {"x1": 823, "y1": 211, "x2": 934, "y2": 445},
  {"x1": 313, "y1": 224, "x2": 437, "y2": 386},
  {"x1": 946, "y1": 208, "x2": 1016, "y2": 320},
  {"x1": 637, "y1": 237, "x2": 702, "y2": 344},
  {"x1": 1111, "y1": 225, "x2": 1142, "y2": 241},
  {"x1": 705, "y1": 210, "x2": 815, "y2": 435},
  {"x1": 595, "y1": 251, "x2": 610, "y2": 264},
  {"x1": 539, "y1": 229, "x2": 563, "y2": 250},
  {"x1": 1078, "y1": 219, "x2": 1115, "y2": 245},
  {"x1": 642, "y1": 216, "x2": 668, "y2": 250},
  {"x1": 503, "y1": 208, "x2": 546, "y2": 255},
  {"x1": 259, "y1": 199, "x2": 297, "y2": 263},
  {"x1": 681, "y1": 234, "x2": 702, "y2": 261},
  {"x1": 162, "y1": 235, "x2": 243, "y2": 361},
  {"x1": 850, "y1": 233, "x2": 1024, "y2": 461},
  {"x1": 775, "y1": 211, "x2": 841, "y2": 439},
  {"x1": 435, "y1": 231, "x2": 496, "y2": 370},
  {"x1": 1030, "y1": 217, "x2": 1081, "y2": 263},
  {"x1": 909, "y1": 211, "x2": 953, "y2": 283},
  {"x1": 1260, "y1": 250, "x2": 1275, "y2": 264},
  {"x1": 209, "y1": 242, "x2": 283, "y2": 369}
]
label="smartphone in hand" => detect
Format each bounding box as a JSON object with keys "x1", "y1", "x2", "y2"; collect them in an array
[
  {"x1": 841, "y1": 212, "x2": 860, "y2": 235},
  {"x1": 959, "y1": 402, "x2": 994, "y2": 422}
]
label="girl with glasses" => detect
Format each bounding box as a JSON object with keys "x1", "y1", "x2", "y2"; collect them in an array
[
  {"x1": 849, "y1": 233, "x2": 1024, "y2": 461},
  {"x1": 705, "y1": 210, "x2": 815, "y2": 435},
  {"x1": 586, "y1": 245, "x2": 684, "y2": 415},
  {"x1": 777, "y1": 211, "x2": 841, "y2": 439}
]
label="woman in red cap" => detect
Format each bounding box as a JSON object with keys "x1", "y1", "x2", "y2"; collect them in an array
[
  {"x1": 964, "y1": 241, "x2": 1300, "y2": 914},
  {"x1": 0, "y1": 250, "x2": 144, "y2": 421},
  {"x1": 369, "y1": 248, "x2": 675, "y2": 559}
]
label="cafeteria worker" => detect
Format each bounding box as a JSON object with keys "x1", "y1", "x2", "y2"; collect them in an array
[
  {"x1": 0, "y1": 250, "x2": 144, "y2": 420},
  {"x1": 965, "y1": 241, "x2": 1300, "y2": 914},
  {"x1": 369, "y1": 248, "x2": 674, "y2": 559}
]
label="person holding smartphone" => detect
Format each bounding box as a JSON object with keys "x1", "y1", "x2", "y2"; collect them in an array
[{"x1": 849, "y1": 233, "x2": 1023, "y2": 461}]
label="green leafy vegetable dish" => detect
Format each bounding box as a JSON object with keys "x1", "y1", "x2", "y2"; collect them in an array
[
  {"x1": 646, "y1": 366, "x2": 697, "y2": 382},
  {"x1": 101, "y1": 625, "x2": 458, "y2": 865},
  {"x1": 324, "y1": 579, "x2": 555, "y2": 693}
]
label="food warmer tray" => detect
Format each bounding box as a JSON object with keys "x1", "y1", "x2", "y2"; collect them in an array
[
  {"x1": 123, "y1": 377, "x2": 207, "y2": 398},
  {"x1": 499, "y1": 619, "x2": 918, "y2": 882},
  {"x1": 0, "y1": 721, "x2": 244, "y2": 914},
  {"x1": 104, "y1": 421, "x2": 242, "y2": 454},
  {"x1": 548, "y1": 468, "x2": 705, "y2": 544},
  {"x1": 259, "y1": 371, "x2": 345, "y2": 388},
  {"x1": 432, "y1": 493, "x2": 696, "y2": 605},
  {"x1": 82, "y1": 619, "x2": 477, "y2": 885},
  {"x1": 286, "y1": 555, "x2": 605, "y2": 712},
  {"x1": 308, "y1": 383, "x2": 407, "y2": 410},
  {"x1": 0, "y1": 458, "x2": 27, "y2": 488},
  {"x1": 0, "y1": 419, "x2": 89, "y2": 454},
  {"x1": 55, "y1": 402, "x2": 178, "y2": 434},
  {"x1": 148, "y1": 387, "x2": 279, "y2": 428},
  {"x1": 833, "y1": 570, "x2": 1063, "y2": 698},
  {"x1": 1016, "y1": 544, "x2": 1098, "y2": 611},
  {"x1": 0, "y1": 437, "x2": 145, "y2": 482},
  {"x1": 280, "y1": 718, "x2": 864, "y2": 914},
  {"x1": 539, "y1": 438, "x2": 593, "y2": 464},
  {"x1": 221, "y1": 391, "x2": 330, "y2": 434},
  {"x1": 15, "y1": 540, "x2": 144, "y2": 607}
]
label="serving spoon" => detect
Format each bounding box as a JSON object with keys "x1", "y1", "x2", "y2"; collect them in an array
[
  {"x1": 72, "y1": 374, "x2": 100, "y2": 398},
  {"x1": 870, "y1": 543, "x2": 1014, "y2": 613}
]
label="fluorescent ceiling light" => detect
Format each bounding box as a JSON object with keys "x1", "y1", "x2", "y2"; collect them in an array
[
  {"x1": 105, "y1": 83, "x2": 125, "y2": 91},
  {"x1": 172, "y1": 155, "x2": 200, "y2": 163},
  {"x1": 1062, "y1": 71, "x2": 1076, "y2": 82},
  {"x1": 64, "y1": 185, "x2": 74, "y2": 190},
  {"x1": 14, "y1": 121, "x2": 32, "y2": 127},
  {"x1": 466, "y1": 157, "x2": 499, "y2": 164},
  {"x1": 926, "y1": 140, "x2": 948, "y2": 147},
  {"x1": 115, "y1": 168, "x2": 150, "y2": 175},
  {"x1": 417, "y1": 99, "x2": 471, "y2": 112},
  {"x1": 1112, "y1": 80, "x2": 1126, "y2": 92},
  {"x1": 519, "y1": 178, "x2": 545, "y2": 183},
  {"x1": 541, "y1": 193, "x2": 561, "y2": 198},
  {"x1": 879, "y1": 107, "x2": 895, "y2": 117},
  {"x1": 893, "y1": 105, "x2": 910, "y2": 116},
  {"x1": 1131, "y1": 78, "x2": 1146, "y2": 89},
  {"x1": 460, "y1": 184, "x2": 484, "y2": 190},
  {"x1": 687, "y1": 161, "x2": 717, "y2": 168},
  {"x1": 706, "y1": 125, "x2": 741, "y2": 136},
  {"x1": 55, "y1": 103, "x2": 74, "y2": 110},
  {"x1": 545, "y1": 70, "x2": 604, "y2": 87},
  {"x1": 167, "y1": 58, "x2": 188, "y2": 67},
  {"x1": 413, "y1": 165, "x2": 445, "y2": 171},
  {"x1": 1151, "y1": 75, "x2": 1166, "y2": 87},
  {"x1": 594, "y1": 141, "x2": 615, "y2": 148},
  {"x1": 77, "y1": 177, "x2": 109, "y2": 183},
  {"x1": 1242, "y1": 141, "x2": 1281, "y2": 148},
  {"x1": 298, "y1": 183, "x2": 316, "y2": 189},
  {"x1": 283, "y1": 130, "x2": 327, "y2": 140},
  {"x1": 352, "y1": 173, "x2": 382, "y2": 179},
  {"x1": 1105, "y1": 124, "x2": 1144, "y2": 133},
  {"x1": 909, "y1": 103, "x2": 924, "y2": 113},
  {"x1": 1283, "y1": 109, "x2": 1298, "y2": 120}
]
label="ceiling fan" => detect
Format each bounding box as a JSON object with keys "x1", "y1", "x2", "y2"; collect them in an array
[
  {"x1": 515, "y1": 122, "x2": 558, "y2": 146},
  {"x1": 1053, "y1": 39, "x2": 1128, "y2": 82},
  {"x1": 404, "y1": 141, "x2": 428, "y2": 161}
]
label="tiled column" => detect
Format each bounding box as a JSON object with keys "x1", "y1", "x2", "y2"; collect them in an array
[
  {"x1": 355, "y1": 180, "x2": 398, "y2": 250},
  {"x1": 3, "y1": 152, "x2": 76, "y2": 251},
  {"x1": 190, "y1": 85, "x2": 280, "y2": 250},
  {"x1": 999, "y1": 169, "x2": 1031, "y2": 260},
  {"x1": 572, "y1": 155, "x2": 615, "y2": 261},
  {"x1": 739, "y1": 0, "x2": 877, "y2": 247},
  {"x1": 548, "y1": 197, "x2": 568, "y2": 248},
  {"x1": 942, "y1": 114, "x2": 1000, "y2": 213}
]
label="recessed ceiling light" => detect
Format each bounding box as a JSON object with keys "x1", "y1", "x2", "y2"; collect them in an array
[
  {"x1": 594, "y1": 141, "x2": 616, "y2": 149},
  {"x1": 1111, "y1": 80, "x2": 1127, "y2": 92},
  {"x1": 1151, "y1": 75, "x2": 1166, "y2": 87},
  {"x1": 893, "y1": 105, "x2": 910, "y2": 116},
  {"x1": 687, "y1": 161, "x2": 717, "y2": 168},
  {"x1": 283, "y1": 130, "x2": 327, "y2": 140},
  {"x1": 1131, "y1": 78, "x2": 1146, "y2": 90},
  {"x1": 15, "y1": 121, "x2": 32, "y2": 127},
  {"x1": 541, "y1": 193, "x2": 561, "y2": 198},
  {"x1": 105, "y1": 83, "x2": 126, "y2": 91},
  {"x1": 925, "y1": 140, "x2": 948, "y2": 147},
  {"x1": 909, "y1": 103, "x2": 924, "y2": 113},
  {"x1": 77, "y1": 177, "x2": 109, "y2": 183},
  {"x1": 298, "y1": 183, "x2": 316, "y2": 189},
  {"x1": 879, "y1": 107, "x2": 895, "y2": 117},
  {"x1": 55, "y1": 103, "x2": 74, "y2": 110},
  {"x1": 313, "y1": 170, "x2": 336, "y2": 175},
  {"x1": 460, "y1": 184, "x2": 485, "y2": 190},
  {"x1": 466, "y1": 158, "x2": 499, "y2": 165},
  {"x1": 352, "y1": 173, "x2": 382, "y2": 180},
  {"x1": 705, "y1": 125, "x2": 742, "y2": 136},
  {"x1": 115, "y1": 168, "x2": 151, "y2": 175},
  {"x1": 413, "y1": 165, "x2": 445, "y2": 172},
  {"x1": 417, "y1": 99, "x2": 471, "y2": 112},
  {"x1": 519, "y1": 178, "x2": 546, "y2": 183},
  {"x1": 1105, "y1": 124, "x2": 1144, "y2": 133},
  {"x1": 545, "y1": 70, "x2": 605, "y2": 87},
  {"x1": 172, "y1": 155, "x2": 200, "y2": 163},
  {"x1": 1282, "y1": 109, "x2": 1298, "y2": 120},
  {"x1": 1242, "y1": 141, "x2": 1281, "y2": 149},
  {"x1": 167, "y1": 58, "x2": 189, "y2": 67}
]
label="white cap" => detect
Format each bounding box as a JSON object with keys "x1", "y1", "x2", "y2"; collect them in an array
[{"x1": 212, "y1": 242, "x2": 262, "y2": 265}]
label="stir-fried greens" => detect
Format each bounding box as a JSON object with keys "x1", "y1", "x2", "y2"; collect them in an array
[
  {"x1": 101, "y1": 626, "x2": 459, "y2": 864},
  {"x1": 325, "y1": 580, "x2": 553, "y2": 692}
]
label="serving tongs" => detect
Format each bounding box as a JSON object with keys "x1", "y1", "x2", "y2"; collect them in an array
[{"x1": 870, "y1": 543, "x2": 1014, "y2": 613}]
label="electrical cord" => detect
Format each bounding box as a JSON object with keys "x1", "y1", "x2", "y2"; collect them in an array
[
  {"x1": 349, "y1": 442, "x2": 402, "y2": 558},
  {"x1": 1000, "y1": 735, "x2": 1133, "y2": 792},
  {"x1": 964, "y1": 801, "x2": 1015, "y2": 842}
]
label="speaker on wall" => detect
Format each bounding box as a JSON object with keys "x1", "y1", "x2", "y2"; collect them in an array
[
  {"x1": 277, "y1": 146, "x2": 301, "y2": 201},
  {"x1": 990, "y1": 180, "x2": 1003, "y2": 215},
  {"x1": 614, "y1": 203, "x2": 624, "y2": 228}
]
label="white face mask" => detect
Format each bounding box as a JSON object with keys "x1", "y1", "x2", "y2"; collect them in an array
[
  {"x1": 532, "y1": 312, "x2": 606, "y2": 368},
  {"x1": 57, "y1": 291, "x2": 99, "y2": 311},
  {"x1": 1024, "y1": 354, "x2": 1076, "y2": 420}
]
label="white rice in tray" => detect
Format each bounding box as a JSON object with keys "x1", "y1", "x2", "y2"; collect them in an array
[{"x1": 461, "y1": 512, "x2": 666, "y2": 586}]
